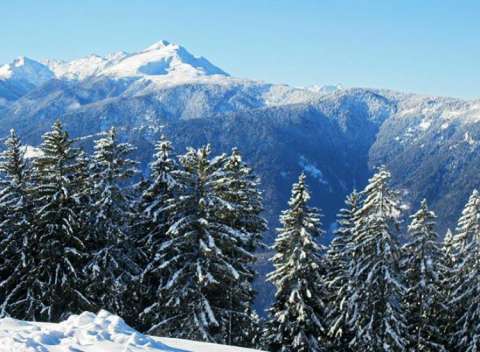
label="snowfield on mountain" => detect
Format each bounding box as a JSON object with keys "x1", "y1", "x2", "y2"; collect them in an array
[{"x1": 0, "y1": 310, "x2": 261, "y2": 352}]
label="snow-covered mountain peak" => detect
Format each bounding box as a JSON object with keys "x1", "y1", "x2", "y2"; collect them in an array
[
  {"x1": 0, "y1": 41, "x2": 228, "y2": 86},
  {"x1": 10, "y1": 56, "x2": 30, "y2": 67},
  {"x1": 143, "y1": 40, "x2": 172, "y2": 51},
  {"x1": 0, "y1": 56, "x2": 53, "y2": 86},
  {"x1": 43, "y1": 40, "x2": 228, "y2": 82},
  {"x1": 101, "y1": 40, "x2": 229, "y2": 80}
]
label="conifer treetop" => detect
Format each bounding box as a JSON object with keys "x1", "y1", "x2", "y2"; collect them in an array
[
  {"x1": 266, "y1": 173, "x2": 328, "y2": 352},
  {"x1": 454, "y1": 189, "x2": 480, "y2": 248}
]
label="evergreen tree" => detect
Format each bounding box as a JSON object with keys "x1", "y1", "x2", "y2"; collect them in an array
[
  {"x1": 215, "y1": 148, "x2": 267, "y2": 347},
  {"x1": 73, "y1": 149, "x2": 94, "y2": 261},
  {"x1": 450, "y1": 190, "x2": 480, "y2": 351},
  {"x1": 135, "y1": 135, "x2": 178, "y2": 331},
  {"x1": 220, "y1": 148, "x2": 266, "y2": 253},
  {"x1": 326, "y1": 190, "x2": 359, "y2": 351},
  {"x1": 402, "y1": 199, "x2": 446, "y2": 351},
  {"x1": 28, "y1": 120, "x2": 92, "y2": 321},
  {"x1": 137, "y1": 144, "x2": 266, "y2": 343},
  {"x1": 439, "y1": 229, "x2": 455, "y2": 350},
  {"x1": 442, "y1": 229, "x2": 454, "y2": 268},
  {"x1": 85, "y1": 127, "x2": 140, "y2": 316},
  {"x1": 347, "y1": 167, "x2": 408, "y2": 351},
  {"x1": 265, "y1": 173, "x2": 328, "y2": 352},
  {"x1": 154, "y1": 146, "x2": 249, "y2": 343},
  {"x1": 0, "y1": 130, "x2": 33, "y2": 318},
  {"x1": 245, "y1": 310, "x2": 264, "y2": 350}
]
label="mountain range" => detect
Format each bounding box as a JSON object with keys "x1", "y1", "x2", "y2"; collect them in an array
[
  {"x1": 1, "y1": 40, "x2": 480, "y2": 312},
  {"x1": 1, "y1": 41, "x2": 478, "y2": 235}
]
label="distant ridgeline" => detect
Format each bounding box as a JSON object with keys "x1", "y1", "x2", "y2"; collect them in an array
[{"x1": 0, "y1": 121, "x2": 480, "y2": 351}]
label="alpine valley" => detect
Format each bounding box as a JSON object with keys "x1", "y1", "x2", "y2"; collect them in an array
[{"x1": 1, "y1": 42, "x2": 479, "y2": 309}]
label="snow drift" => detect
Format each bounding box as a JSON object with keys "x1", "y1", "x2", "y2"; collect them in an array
[{"x1": 0, "y1": 310, "x2": 261, "y2": 352}]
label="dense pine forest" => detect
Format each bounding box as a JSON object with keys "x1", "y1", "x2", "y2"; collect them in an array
[{"x1": 0, "y1": 120, "x2": 480, "y2": 351}]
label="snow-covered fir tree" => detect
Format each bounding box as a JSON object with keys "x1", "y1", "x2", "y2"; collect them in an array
[
  {"x1": 438, "y1": 228, "x2": 455, "y2": 350},
  {"x1": 265, "y1": 173, "x2": 328, "y2": 352},
  {"x1": 442, "y1": 229, "x2": 454, "y2": 267},
  {"x1": 326, "y1": 190, "x2": 359, "y2": 351},
  {"x1": 154, "y1": 146, "x2": 255, "y2": 343},
  {"x1": 72, "y1": 149, "x2": 94, "y2": 264},
  {"x1": 450, "y1": 190, "x2": 480, "y2": 351},
  {"x1": 220, "y1": 148, "x2": 266, "y2": 253},
  {"x1": 244, "y1": 310, "x2": 264, "y2": 350},
  {"x1": 347, "y1": 167, "x2": 408, "y2": 351},
  {"x1": 73, "y1": 150, "x2": 91, "y2": 202},
  {"x1": 135, "y1": 135, "x2": 178, "y2": 331},
  {"x1": 85, "y1": 127, "x2": 140, "y2": 316},
  {"x1": 402, "y1": 199, "x2": 446, "y2": 351},
  {"x1": 0, "y1": 130, "x2": 33, "y2": 318},
  {"x1": 28, "y1": 120, "x2": 93, "y2": 321},
  {"x1": 215, "y1": 148, "x2": 267, "y2": 347}
]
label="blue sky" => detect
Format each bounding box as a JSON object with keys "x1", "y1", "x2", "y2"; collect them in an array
[{"x1": 1, "y1": 0, "x2": 479, "y2": 99}]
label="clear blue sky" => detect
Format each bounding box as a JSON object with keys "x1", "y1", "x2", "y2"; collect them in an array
[{"x1": 1, "y1": 0, "x2": 479, "y2": 99}]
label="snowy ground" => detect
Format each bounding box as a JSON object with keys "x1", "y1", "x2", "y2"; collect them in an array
[{"x1": 0, "y1": 310, "x2": 261, "y2": 352}]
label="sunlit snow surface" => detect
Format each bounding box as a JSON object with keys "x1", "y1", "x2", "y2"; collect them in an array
[
  {"x1": 0, "y1": 310, "x2": 260, "y2": 352},
  {"x1": 46, "y1": 40, "x2": 228, "y2": 83},
  {"x1": 21, "y1": 145, "x2": 43, "y2": 159},
  {"x1": 0, "y1": 40, "x2": 335, "y2": 109}
]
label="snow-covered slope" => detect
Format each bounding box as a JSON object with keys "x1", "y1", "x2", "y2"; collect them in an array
[
  {"x1": 0, "y1": 57, "x2": 54, "y2": 86},
  {"x1": 0, "y1": 41, "x2": 228, "y2": 88},
  {"x1": 44, "y1": 51, "x2": 129, "y2": 80},
  {"x1": 101, "y1": 40, "x2": 228, "y2": 79},
  {"x1": 0, "y1": 41, "x2": 329, "y2": 111},
  {"x1": 0, "y1": 310, "x2": 261, "y2": 352},
  {"x1": 305, "y1": 84, "x2": 343, "y2": 95},
  {"x1": 43, "y1": 40, "x2": 228, "y2": 82}
]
